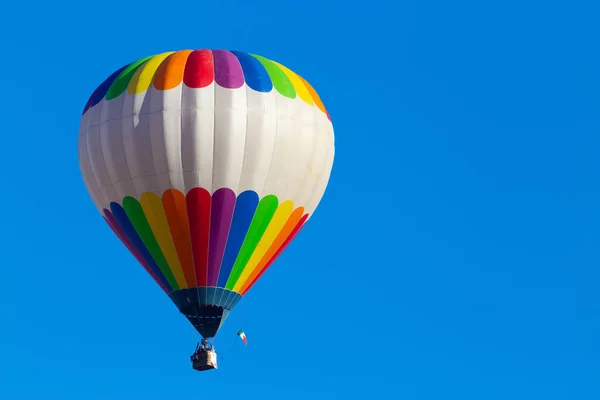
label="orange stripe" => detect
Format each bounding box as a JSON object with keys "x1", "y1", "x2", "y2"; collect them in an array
[
  {"x1": 154, "y1": 50, "x2": 193, "y2": 90},
  {"x1": 242, "y1": 214, "x2": 308, "y2": 295},
  {"x1": 297, "y1": 75, "x2": 328, "y2": 117},
  {"x1": 238, "y1": 207, "x2": 304, "y2": 293},
  {"x1": 162, "y1": 189, "x2": 195, "y2": 286}
]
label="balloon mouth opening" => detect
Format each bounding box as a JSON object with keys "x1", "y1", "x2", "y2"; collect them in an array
[{"x1": 169, "y1": 287, "x2": 242, "y2": 338}]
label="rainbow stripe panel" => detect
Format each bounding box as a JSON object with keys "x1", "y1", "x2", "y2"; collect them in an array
[
  {"x1": 82, "y1": 49, "x2": 330, "y2": 120},
  {"x1": 79, "y1": 48, "x2": 335, "y2": 338},
  {"x1": 103, "y1": 188, "x2": 308, "y2": 296}
]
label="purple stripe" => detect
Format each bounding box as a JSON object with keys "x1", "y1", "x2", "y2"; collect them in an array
[
  {"x1": 207, "y1": 188, "x2": 236, "y2": 286},
  {"x1": 212, "y1": 50, "x2": 244, "y2": 89}
]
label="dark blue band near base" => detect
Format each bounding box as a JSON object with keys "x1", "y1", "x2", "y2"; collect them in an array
[{"x1": 169, "y1": 287, "x2": 242, "y2": 338}]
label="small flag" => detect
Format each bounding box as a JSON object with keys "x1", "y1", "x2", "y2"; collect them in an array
[{"x1": 237, "y1": 329, "x2": 248, "y2": 345}]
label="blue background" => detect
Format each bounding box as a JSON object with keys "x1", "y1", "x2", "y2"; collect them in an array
[{"x1": 1, "y1": 0, "x2": 599, "y2": 398}]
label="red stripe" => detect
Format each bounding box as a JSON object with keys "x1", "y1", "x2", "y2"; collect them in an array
[
  {"x1": 183, "y1": 49, "x2": 214, "y2": 88},
  {"x1": 241, "y1": 214, "x2": 309, "y2": 295},
  {"x1": 187, "y1": 188, "x2": 211, "y2": 286}
]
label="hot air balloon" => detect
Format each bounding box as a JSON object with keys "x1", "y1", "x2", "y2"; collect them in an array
[{"x1": 78, "y1": 49, "x2": 334, "y2": 370}]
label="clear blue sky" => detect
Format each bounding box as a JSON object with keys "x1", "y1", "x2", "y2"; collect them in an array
[{"x1": 1, "y1": 0, "x2": 599, "y2": 398}]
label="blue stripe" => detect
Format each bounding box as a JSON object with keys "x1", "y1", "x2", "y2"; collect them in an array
[
  {"x1": 88, "y1": 64, "x2": 130, "y2": 109},
  {"x1": 217, "y1": 191, "x2": 259, "y2": 287},
  {"x1": 232, "y1": 51, "x2": 273, "y2": 92}
]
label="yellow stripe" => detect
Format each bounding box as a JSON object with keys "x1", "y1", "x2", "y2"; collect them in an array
[
  {"x1": 140, "y1": 192, "x2": 188, "y2": 288},
  {"x1": 233, "y1": 201, "x2": 295, "y2": 292},
  {"x1": 127, "y1": 52, "x2": 174, "y2": 95},
  {"x1": 272, "y1": 62, "x2": 314, "y2": 106}
]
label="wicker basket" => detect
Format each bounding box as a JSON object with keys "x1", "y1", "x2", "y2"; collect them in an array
[{"x1": 192, "y1": 350, "x2": 218, "y2": 371}]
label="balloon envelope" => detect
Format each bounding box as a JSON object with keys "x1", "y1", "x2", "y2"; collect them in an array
[{"x1": 78, "y1": 49, "x2": 334, "y2": 338}]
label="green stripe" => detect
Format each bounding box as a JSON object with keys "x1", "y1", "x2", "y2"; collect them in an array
[
  {"x1": 250, "y1": 55, "x2": 296, "y2": 99},
  {"x1": 106, "y1": 55, "x2": 154, "y2": 100},
  {"x1": 226, "y1": 195, "x2": 279, "y2": 289},
  {"x1": 122, "y1": 196, "x2": 180, "y2": 290}
]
